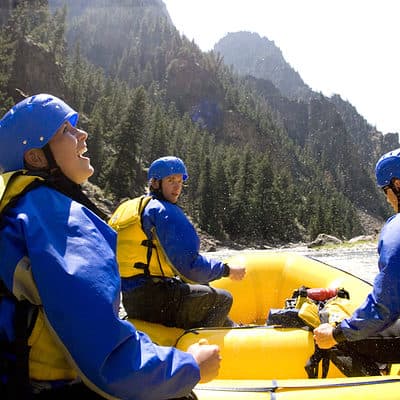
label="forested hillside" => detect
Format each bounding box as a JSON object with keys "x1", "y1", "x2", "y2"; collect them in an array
[
  {"x1": 0, "y1": 0, "x2": 396, "y2": 245},
  {"x1": 214, "y1": 31, "x2": 399, "y2": 176}
]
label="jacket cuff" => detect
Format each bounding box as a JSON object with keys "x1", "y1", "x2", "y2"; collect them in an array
[
  {"x1": 222, "y1": 263, "x2": 230, "y2": 277},
  {"x1": 332, "y1": 324, "x2": 347, "y2": 343}
]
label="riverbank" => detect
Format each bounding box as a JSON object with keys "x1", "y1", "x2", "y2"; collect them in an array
[
  {"x1": 198, "y1": 206, "x2": 384, "y2": 253},
  {"x1": 200, "y1": 230, "x2": 379, "y2": 254}
]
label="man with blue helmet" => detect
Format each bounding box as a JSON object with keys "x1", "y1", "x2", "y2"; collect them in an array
[
  {"x1": 0, "y1": 94, "x2": 221, "y2": 399},
  {"x1": 314, "y1": 148, "x2": 400, "y2": 352},
  {"x1": 109, "y1": 156, "x2": 246, "y2": 330}
]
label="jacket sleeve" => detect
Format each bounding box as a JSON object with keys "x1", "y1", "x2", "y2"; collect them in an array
[
  {"x1": 337, "y1": 215, "x2": 400, "y2": 341},
  {"x1": 143, "y1": 199, "x2": 225, "y2": 283},
  {"x1": 0, "y1": 187, "x2": 200, "y2": 400}
]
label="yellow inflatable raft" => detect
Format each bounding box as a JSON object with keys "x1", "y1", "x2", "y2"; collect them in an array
[{"x1": 130, "y1": 251, "x2": 400, "y2": 399}]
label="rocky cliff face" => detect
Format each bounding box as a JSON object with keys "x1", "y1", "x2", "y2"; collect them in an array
[{"x1": 7, "y1": 37, "x2": 68, "y2": 101}]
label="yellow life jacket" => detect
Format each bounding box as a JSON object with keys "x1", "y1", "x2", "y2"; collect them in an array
[
  {"x1": 0, "y1": 170, "x2": 45, "y2": 213},
  {"x1": 0, "y1": 170, "x2": 77, "y2": 381},
  {"x1": 109, "y1": 195, "x2": 177, "y2": 279},
  {"x1": 28, "y1": 308, "x2": 78, "y2": 380},
  {"x1": 296, "y1": 287, "x2": 352, "y2": 329}
]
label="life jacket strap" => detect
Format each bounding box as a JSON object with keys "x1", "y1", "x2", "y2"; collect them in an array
[
  {"x1": 0, "y1": 281, "x2": 37, "y2": 398},
  {"x1": 141, "y1": 239, "x2": 155, "y2": 248},
  {"x1": 304, "y1": 346, "x2": 330, "y2": 378}
]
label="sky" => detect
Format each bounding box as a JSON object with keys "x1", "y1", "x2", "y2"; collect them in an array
[{"x1": 163, "y1": 0, "x2": 400, "y2": 135}]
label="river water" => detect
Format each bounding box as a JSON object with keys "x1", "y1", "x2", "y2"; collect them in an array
[{"x1": 206, "y1": 244, "x2": 379, "y2": 284}]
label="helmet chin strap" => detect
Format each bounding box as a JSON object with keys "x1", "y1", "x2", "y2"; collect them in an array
[{"x1": 42, "y1": 143, "x2": 60, "y2": 174}]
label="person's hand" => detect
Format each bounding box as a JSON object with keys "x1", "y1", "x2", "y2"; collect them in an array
[
  {"x1": 313, "y1": 323, "x2": 338, "y2": 349},
  {"x1": 186, "y1": 338, "x2": 221, "y2": 383},
  {"x1": 228, "y1": 265, "x2": 246, "y2": 281}
]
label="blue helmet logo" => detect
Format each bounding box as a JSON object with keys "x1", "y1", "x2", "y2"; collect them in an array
[
  {"x1": 375, "y1": 148, "x2": 400, "y2": 187},
  {"x1": 148, "y1": 156, "x2": 188, "y2": 181},
  {"x1": 0, "y1": 93, "x2": 78, "y2": 172}
]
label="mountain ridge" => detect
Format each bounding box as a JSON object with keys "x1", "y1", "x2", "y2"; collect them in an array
[
  {"x1": 0, "y1": 0, "x2": 395, "y2": 243},
  {"x1": 214, "y1": 30, "x2": 398, "y2": 215}
]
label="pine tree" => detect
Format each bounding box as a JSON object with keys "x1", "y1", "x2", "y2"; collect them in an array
[
  {"x1": 270, "y1": 172, "x2": 298, "y2": 242},
  {"x1": 47, "y1": 3, "x2": 66, "y2": 62},
  {"x1": 248, "y1": 154, "x2": 275, "y2": 241},
  {"x1": 106, "y1": 86, "x2": 148, "y2": 199},
  {"x1": 86, "y1": 97, "x2": 108, "y2": 184},
  {"x1": 145, "y1": 104, "x2": 168, "y2": 162},
  {"x1": 226, "y1": 148, "x2": 254, "y2": 239},
  {"x1": 211, "y1": 152, "x2": 230, "y2": 239},
  {"x1": 67, "y1": 42, "x2": 85, "y2": 109},
  {"x1": 198, "y1": 157, "x2": 216, "y2": 235},
  {"x1": 0, "y1": 30, "x2": 15, "y2": 114}
]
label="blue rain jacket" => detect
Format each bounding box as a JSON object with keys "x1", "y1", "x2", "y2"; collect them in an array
[
  {"x1": 0, "y1": 184, "x2": 199, "y2": 400},
  {"x1": 338, "y1": 213, "x2": 400, "y2": 341},
  {"x1": 141, "y1": 197, "x2": 225, "y2": 283}
]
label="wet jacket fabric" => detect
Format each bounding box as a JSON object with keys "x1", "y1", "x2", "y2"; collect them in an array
[
  {"x1": 121, "y1": 196, "x2": 226, "y2": 291},
  {"x1": 0, "y1": 174, "x2": 199, "y2": 400},
  {"x1": 334, "y1": 213, "x2": 400, "y2": 342}
]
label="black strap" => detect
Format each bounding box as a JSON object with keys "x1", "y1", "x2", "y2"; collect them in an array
[
  {"x1": 137, "y1": 195, "x2": 152, "y2": 277},
  {"x1": 0, "y1": 280, "x2": 36, "y2": 399},
  {"x1": 138, "y1": 237, "x2": 157, "y2": 277},
  {"x1": 9, "y1": 300, "x2": 32, "y2": 398},
  {"x1": 305, "y1": 346, "x2": 330, "y2": 378},
  {"x1": 0, "y1": 279, "x2": 10, "y2": 296},
  {"x1": 134, "y1": 195, "x2": 167, "y2": 278}
]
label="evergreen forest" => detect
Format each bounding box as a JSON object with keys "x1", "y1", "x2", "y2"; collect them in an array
[{"x1": 0, "y1": 0, "x2": 397, "y2": 246}]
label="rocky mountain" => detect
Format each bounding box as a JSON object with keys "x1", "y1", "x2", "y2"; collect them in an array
[
  {"x1": 0, "y1": 0, "x2": 396, "y2": 242},
  {"x1": 214, "y1": 31, "x2": 398, "y2": 158},
  {"x1": 214, "y1": 31, "x2": 314, "y2": 101},
  {"x1": 214, "y1": 31, "x2": 398, "y2": 217}
]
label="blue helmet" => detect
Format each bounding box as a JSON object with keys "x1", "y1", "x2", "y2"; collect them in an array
[
  {"x1": 375, "y1": 148, "x2": 400, "y2": 187},
  {"x1": 0, "y1": 93, "x2": 78, "y2": 172},
  {"x1": 148, "y1": 156, "x2": 188, "y2": 181}
]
